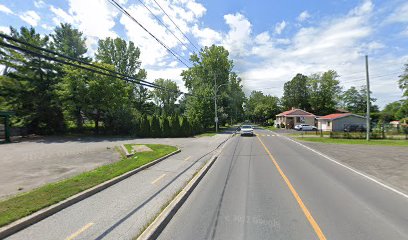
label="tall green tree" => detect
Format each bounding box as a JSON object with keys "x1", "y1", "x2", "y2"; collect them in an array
[
  {"x1": 308, "y1": 70, "x2": 342, "y2": 115},
  {"x1": 95, "y1": 37, "x2": 149, "y2": 113},
  {"x1": 281, "y1": 73, "x2": 310, "y2": 111},
  {"x1": 51, "y1": 23, "x2": 88, "y2": 60},
  {"x1": 182, "y1": 45, "x2": 241, "y2": 128},
  {"x1": 245, "y1": 91, "x2": 280, "y2": 123},
  {"x1": 340, "y1": 86, "x2": 377, "y2": 114},
  {"x1": 0, "y1": 26, "x2": 64, "y2": 133},
  {"x1": 399, "y1": 63, "x2": 408, "y2": 98},
  {"x1": 152, "y1": 78, "x2": 180, "y2": 115}
]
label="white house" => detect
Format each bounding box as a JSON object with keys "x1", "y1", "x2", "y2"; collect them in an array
[
  {"x1": 318, "y1": 113, "x2": 366, "y2": 132},
  {"x1": 275, "y1": 108, "x2": 316, "y2": 129}
]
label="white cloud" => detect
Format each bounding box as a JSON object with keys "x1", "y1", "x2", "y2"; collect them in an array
[
  {"x1": 41, "y1": 23, "x2": 54, "y2": 31},
  {"x1": 274, "y1": 20, "x2": 286, "y2": 34},
  {"x1": 0, "y1": 4, "x2": 13, "y2": 15},
  {"x1": 0, "y1": 26, "x2": 10, "y2": 34},
  {"x1": 50, "y1": 6, "x2": 74, "y2": 25},
  {"x1": 34, "y1": 0, "x2": 46, "y2": 8},
  {"x1": 192, "y1": 24, "x2": 222, "y2": 46},
  {"x1": 223, "y1": 13, "x2": 252, "y2": 56},
  {"x1": 385, "y1": 1, "x2": 408, "y2": 23},
  {"x1": 297, "y1": 11, "x2": 310, "y2": 22},
  {"x1": 20, "y1": 11, "x2": 41, "y2": 26}
]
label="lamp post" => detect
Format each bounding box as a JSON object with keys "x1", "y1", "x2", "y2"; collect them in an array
[{"x1": 214, "y1": 83, "x2": 229, "y2": 133}]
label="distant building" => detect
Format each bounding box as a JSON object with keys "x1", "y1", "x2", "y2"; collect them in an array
[
  {"x1": 389, "y1": 120, "x2": 400, "y2": 128},
  {"x1": 275, "y1": 108, "x2": 316, "y2": 129},
  {"x1": 318, "y1": 113, "x2": 366, "y2": 132}
]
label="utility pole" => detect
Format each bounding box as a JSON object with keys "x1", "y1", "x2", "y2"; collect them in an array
[
  {"x1": 365, "y1": 55, "x2": 371, "y2": 141},
  {"x1": 214, "y1": 74, "x2": 218, "y2": 133}
]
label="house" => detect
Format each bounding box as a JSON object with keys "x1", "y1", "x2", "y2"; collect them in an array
[
  {"x1": 389, "y1": 120, "x2": 400, "y2": 128},
  {"x1": 275, "y1": 108, "x2": 316, "y2": 129},
  {"x1": 318, "y1": 113, "x2": 366, "y2": 132}
]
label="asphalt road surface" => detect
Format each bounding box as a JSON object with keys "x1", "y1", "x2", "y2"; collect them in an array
[{"x1": 158, "y1": 128, "x2": 408, "y2": 240}]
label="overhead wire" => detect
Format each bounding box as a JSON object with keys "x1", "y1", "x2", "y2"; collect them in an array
[
  {"x1": 151, "y1": 0, "x2": 199, "y2": 52},
  {"x1": 136, "y1": 0, "x2": 196, "y2": 54},
  {"x1": 107, "y1": 0, "x2": 191, "y2": 68},
  {"x1": 0, "y1": 34, "x2": 190, "y2": 95}
]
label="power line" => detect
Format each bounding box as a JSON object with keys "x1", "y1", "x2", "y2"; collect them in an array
[
  {"x1": 136, "y1": 0, "x2": 196, "y2": 54},
  {"x1": 340, "y1": 71, "x2": 402, "y2": 84},
  {"x1": 0, "y1": 34, "x2": 189, "y2": 95},
  {"x1": 107, "y1": 0, "x2": 191, "y2": 68},
  {"x1": 151, "y1": 0, "x2": 199, "y2": 52}
]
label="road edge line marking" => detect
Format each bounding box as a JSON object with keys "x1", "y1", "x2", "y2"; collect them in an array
[
  {"x1": 272, "y1": 131, "x2": 408, "y2": 200},
  {"x1": 151, "y1": 174, "x2": 166, "y2": 184},
  {"x1": 66, "y1": 222, "x2": 94, "y2": 240},
  {"x1": 257, "y1": 135, "x2": 327, "y2": 240}
]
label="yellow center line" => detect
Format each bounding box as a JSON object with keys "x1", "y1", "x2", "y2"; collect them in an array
[
  {"x1": 65, "y1": 222, "x2": 94, "y2": 240},
  {"x1": 256, "y1": 135, "x2": 327, "y2": 240},
  {"x1": 184, "y1": 156, "x2": 192, "y2": 161},
  {"x1": 151, "y1": 174, "x2": 166, "y2": 184}
]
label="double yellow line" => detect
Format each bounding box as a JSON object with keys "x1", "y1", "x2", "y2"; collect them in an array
[{"x1": 257, "y1": 135, "x2": 327, "y2": 240}]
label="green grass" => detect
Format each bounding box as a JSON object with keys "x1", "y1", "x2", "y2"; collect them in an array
[
  {"x1": 297, "y1": 137, "x2": 408, "y2": 146},
  {"x1": 0, "y1": 144, "x2": 177, "y2": 227},
  {"x1": 263, "y1": 126, "x2": 278, "y2": 131}
]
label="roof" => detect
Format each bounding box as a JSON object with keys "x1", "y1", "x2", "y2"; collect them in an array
[
  {"x1": 276, "y1": 109, "x2": 315, "y2": 117},
  {"x1": 390, "y1": 120, "x2": 400, "y2": 123},
  {"x1": 318, "y1": 113, "x2": 365, "y2": 120}
]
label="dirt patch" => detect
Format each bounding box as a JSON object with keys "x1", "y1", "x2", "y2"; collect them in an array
[{"x1": 133, "y1": 144, "x2": 153, "y2": 152}]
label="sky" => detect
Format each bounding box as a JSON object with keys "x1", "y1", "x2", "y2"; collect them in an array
[{"x1": 1, "y1": 0, "x2": 408, "y2": 108}]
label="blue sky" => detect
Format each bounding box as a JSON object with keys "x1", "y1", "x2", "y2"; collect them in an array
[{"x1": 1, "y1": 0, "x2": 408, "y2": 108}]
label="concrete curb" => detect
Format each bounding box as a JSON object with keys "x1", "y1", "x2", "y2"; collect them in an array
[
  {"x1": 137, "y1": 145, "x2": 228, "y2": 240},
  {"x1": 0, "y1": 148, "x2": 181, "y2": 239}
]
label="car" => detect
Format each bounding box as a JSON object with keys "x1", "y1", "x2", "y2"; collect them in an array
[
  {"x1": 294, "y1": 124, "x2": 317, "y2": 131},
  {"x1": 240, "y1": 125, "x2": 254, "y2": 136},
  {"x1": 344, "y1": 124, "x2": 366, "y2": 132}
]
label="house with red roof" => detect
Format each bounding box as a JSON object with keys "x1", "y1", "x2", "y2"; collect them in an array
[
  {"x1": 275, "y1": 108, "x2": 316, "y2": 129},
  {"x1": 317, "y1": 113, "x2": 366, "y2": 132}
]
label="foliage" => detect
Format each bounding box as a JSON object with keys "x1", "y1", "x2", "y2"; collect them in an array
[
  {"x1": 152, "y1": 78, "x2": 180, "y2": 115},
  {"x1": 340, "y1": 85, "x2": 378, "y2": 113},
  {"x1": 308, "y1": 70, "x2": 342, "y2": 115},
  {"x1": 51, "y1": 23, "x2": 88, "y2": 60},
  {"x1": 282, "y1": 73, "x2": 310, "y2": 111},
  {"x1": 150, "y1": 115, "x2": 161, "y2": 138},
  {"x1": 246, "y1": 91, "x2": 280, "y2": 124},
  {"x1": 182, "y1": 45, "x2": 245, "y2": 128},
  {"x1": 0, "y1": 26, "x2": 65, "y2": 134}
]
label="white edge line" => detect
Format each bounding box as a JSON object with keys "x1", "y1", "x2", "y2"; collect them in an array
[{"x1": 269, "y1": 130, "x2": 408, "y2": 200}]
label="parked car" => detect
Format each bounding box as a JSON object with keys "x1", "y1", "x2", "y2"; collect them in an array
[
  {"x1": 344, "y1": 124, "x2": 366, "y2": 132},
  {"x1": 240, "y1": 125, "x2": 254, "y2": 136},
  {"x1": 294, "y1": 124, "x2": 317, "y2": 131}
]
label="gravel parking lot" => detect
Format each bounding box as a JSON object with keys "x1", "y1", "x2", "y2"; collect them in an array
[{"x1": 297, "y1": 140, "x2": 408, "y2": 194}]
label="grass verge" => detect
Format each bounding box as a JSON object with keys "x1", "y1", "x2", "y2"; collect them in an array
[
  {"x1": 297, "y1": 137, "x2": 408, "y2": 146},
  {"x1": 195, "y1": 127, "x2": 228, "y2": 137},
  {"x1": 0, "y1": 144, "x2": 177, "y2": 228}
]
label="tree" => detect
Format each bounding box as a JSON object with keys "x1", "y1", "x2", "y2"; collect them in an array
[
  {"x1": 246, "y1": 91, "x2": 280, "y2": 123},
  {"x1": 150, "y1": 115, "x2": 161, "y2": 137},
  {"x1": 281, "y1": 73, "x2": 310, "y2": 111},
  {"x1": 0, "y1": 26, "x2": 64, "y2": 133},
  {"x1": 152, "y1": 78, "x2": 180, "y2": 115},
  {"x1": 399, "y1": 63, "x2": 408, "y2": 98},
  {"x1": 51, "y1": 23, "x2": 88, "y2": 60},
  {"x1": 95, "y1": 37, "x2": 149, "y2": 114},
  {"x1": 340, "y1": 86, "x2": 377, "y2": 114},
  {"x1": 308, "y1": 70, "x2": 342, "y2": 115},
  {"x1": 182, "y1": 45, "x2": 242, "y2": 128},
  {"x1": 83, "y1": 63, "x2": 132, "y2": 134}
]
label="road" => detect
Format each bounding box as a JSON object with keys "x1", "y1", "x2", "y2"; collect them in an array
[
  {"x1": 158, "y1": 128, "x2": 408, "y2": 240},
  {"x1": 5, "y1": 133, "x2": 232, "y2": 240}
]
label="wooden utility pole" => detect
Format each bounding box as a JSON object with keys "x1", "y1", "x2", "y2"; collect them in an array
[{"x1": 365, "y1": 55, "x2": 371, "y2": 141}]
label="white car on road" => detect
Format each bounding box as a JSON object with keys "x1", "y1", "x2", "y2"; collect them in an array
[
  {"x1": 294, "y1": 124, "x2": 317, "y2": 131},
  {"x1": 240, "y1": 125, "x2": 254, "y2": 136}
]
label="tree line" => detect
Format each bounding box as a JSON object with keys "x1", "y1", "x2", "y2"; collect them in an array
[
  {"x1": 0, "y1": 23, "x2": 246, "y2": 136},
  {"x1": 246, "y1": 69, "x2": 408, "y2": 124}
]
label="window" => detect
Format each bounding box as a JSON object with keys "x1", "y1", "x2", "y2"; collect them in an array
[{"x1": 327, "y1": 121, "x2": 331, "y2": 126}]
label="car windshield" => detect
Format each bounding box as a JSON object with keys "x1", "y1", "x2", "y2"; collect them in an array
[{"x1": 241, "y1": 125, "x2": 252, "y2": 129}]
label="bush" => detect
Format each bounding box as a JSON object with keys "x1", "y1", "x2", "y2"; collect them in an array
[
  {"x1": 150, "y1": 115, "x2": 161, "y2": 138},
  {"x1": 138, "y1": 115, "x2": 150, "y2": 137},
  {"x1": 161, "y1": 116, "x2": 170, "y2": 137}
]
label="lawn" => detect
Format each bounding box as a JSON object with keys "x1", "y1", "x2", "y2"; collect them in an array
[
  {"x1": 0, "y1": 144, "x2": 178, "y2": 227},
  {"x1": 195, "y1": 127, "x2": 229, "y2": 137},
  {"x1": 297, "y1": 137, "x2": 408, "y2": 147}
]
